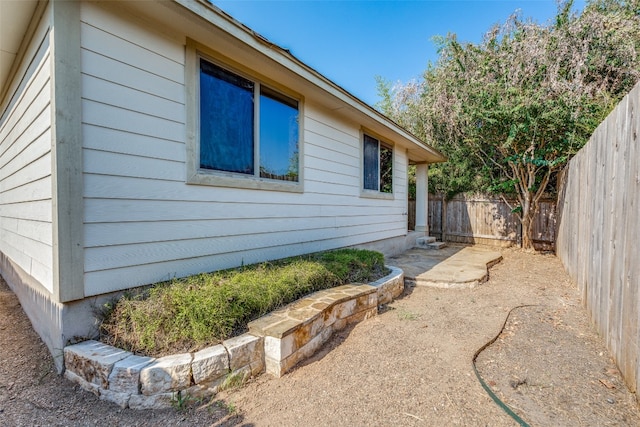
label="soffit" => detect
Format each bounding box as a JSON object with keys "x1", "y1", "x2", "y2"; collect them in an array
[{"x1": 0, "y1": 0, "x2": 40, "y2": 103}]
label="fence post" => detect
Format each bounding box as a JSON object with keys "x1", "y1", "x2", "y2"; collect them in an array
[{"x1": 442, "y1": 195, "x2": 447, "y2": 242}]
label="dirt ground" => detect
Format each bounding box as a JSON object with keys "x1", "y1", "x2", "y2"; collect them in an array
[{"x1": 1, "y1": 247, "x2": 638, "y2": 426}]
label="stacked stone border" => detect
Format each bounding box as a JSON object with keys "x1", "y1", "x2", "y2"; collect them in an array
[{"x1": 64, "y1": 266, "x2": 403, "y2": 409}]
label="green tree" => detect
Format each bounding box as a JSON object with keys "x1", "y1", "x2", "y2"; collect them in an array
[{"x1": 378, "y1": 0, "x2": 640, "y2": 249}]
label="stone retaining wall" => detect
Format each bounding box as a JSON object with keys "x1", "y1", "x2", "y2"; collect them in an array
[
  {"x1": 64, "y1": 266, "x2": 403, "y2": 409},
  {"x1": 248, "y1": 283, "x2": 378, "y2": 377},
  {"x1": 64, "y1": 333, "x2": 263, "y2": 409}
]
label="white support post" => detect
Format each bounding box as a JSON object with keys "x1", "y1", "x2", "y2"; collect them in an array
[{"x1": 415, "y1": 163, "x2": 429, "y2": 233}]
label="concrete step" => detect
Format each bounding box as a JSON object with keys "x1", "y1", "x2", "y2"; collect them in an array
[
  {"x1": 416, "y1": 236, "x2": 447, "y2": 250},
  {"x1": 425, "y1": 241, "x2": 447, "y2": 250},
  {"x1": 416, "y1": 236, "x2": 436, "y2": 246}
]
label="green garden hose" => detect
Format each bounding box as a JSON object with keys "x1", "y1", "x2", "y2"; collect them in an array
[{"x1": 472, "y1": 305, "x2": 537, "y2": 427}]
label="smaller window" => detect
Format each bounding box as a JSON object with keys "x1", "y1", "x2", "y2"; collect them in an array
[{"x1": 363, "y1": 134, "x2": 393, "y2": 193}]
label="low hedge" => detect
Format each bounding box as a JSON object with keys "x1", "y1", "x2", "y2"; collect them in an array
[{"x1": 99, "y1": 249, "x2": 387, "y2": 357}]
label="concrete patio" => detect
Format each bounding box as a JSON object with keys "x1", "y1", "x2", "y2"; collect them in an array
[{"x1": 387, "y1": 244, "x2": 503, "y2": 289}]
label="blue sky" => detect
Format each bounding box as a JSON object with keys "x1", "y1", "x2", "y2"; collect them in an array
[{"x1": 212, "y1": 1, "x2": 587, "y2": 107}]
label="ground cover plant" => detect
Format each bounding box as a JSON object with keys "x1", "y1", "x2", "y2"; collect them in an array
[{"x1": 100, "y1": 249, "x2": 388, "y2": 357}]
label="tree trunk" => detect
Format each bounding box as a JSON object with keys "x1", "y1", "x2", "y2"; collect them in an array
[
  {"x1": 521, "y1": 214, "x2": 533, "y2": 249},
  {"x1": 520, "y1": 192, "x2": 536, "y2": 250}
]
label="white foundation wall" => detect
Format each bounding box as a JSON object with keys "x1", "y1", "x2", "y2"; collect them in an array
[
  {"x1": 0, "y1": 7, "x2": 53, "y2": 294},
  {"x1": 80, "y1": 2, "x2": 409, "y2": 297}
]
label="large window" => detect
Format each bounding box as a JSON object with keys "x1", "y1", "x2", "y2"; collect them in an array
[
  {"x1": 199, "y1": 58, "x2": 299, "y2": 182},
  {"x1": 363, "y1": 134, "x2": 393, "y2": 193}
]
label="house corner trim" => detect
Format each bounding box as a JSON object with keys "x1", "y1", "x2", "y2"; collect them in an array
[{"x1": 51, "y1": 0, "x2": 84, "y2": 303}]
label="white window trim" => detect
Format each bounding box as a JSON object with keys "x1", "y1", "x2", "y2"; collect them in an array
[
  {"x1": 360, "y1": 130, "x2": 395, "y2": 200},
  {"x1": 185, "y1": 38, "x2": 304, "y2": 193}
]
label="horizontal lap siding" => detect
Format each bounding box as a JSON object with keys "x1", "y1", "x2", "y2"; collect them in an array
[
  {"x1": 0, "y1": 23, "x2": 53, "y2": 292},
  {"x1": 81, "y1": 3, "x2": 409, "y2": 296}
]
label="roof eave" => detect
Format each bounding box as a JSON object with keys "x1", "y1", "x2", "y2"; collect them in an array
[
  {"x1": 0, "y1": 0, "x2": 41, "y2": 108},
  {"x1": 175, "y1": 0, "x2": 446, "y2": 163}
]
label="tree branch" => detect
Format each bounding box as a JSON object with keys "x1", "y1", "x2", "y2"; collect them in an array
[{"x1": 476, "y1": 146, "x2": 512, "y2": 178}]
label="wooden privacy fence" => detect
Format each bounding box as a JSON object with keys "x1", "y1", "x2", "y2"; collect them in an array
[
  {"x1": 556, "y1": 82, "x2": 640, "y2": 396},
  {"x1": 408, "y1": 194, "x2": 556, "y2": 250}
]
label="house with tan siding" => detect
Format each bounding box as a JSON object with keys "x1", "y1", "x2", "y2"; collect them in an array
[{"x1": 0, "y1": 0, "x2": 444, "y2": 370}]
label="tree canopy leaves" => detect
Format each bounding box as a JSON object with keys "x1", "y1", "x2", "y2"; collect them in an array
[{"x1": 378, "y1": 0, "x2": 640, "y2": 248}]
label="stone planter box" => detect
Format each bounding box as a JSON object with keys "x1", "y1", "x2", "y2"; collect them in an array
[
  {"x1": 63, "y1": 266, "x2": 403, "y2": 409},
  {"x1": 248, "y1": 284, "x2": 378, "y2": 377},
  {"x1": 64, "y1": 334, "x2": 263, "y2": 409}
]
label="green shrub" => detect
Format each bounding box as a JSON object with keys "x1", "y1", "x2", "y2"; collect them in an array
[{"x1": 100, "y1": 249, "x2": 387, "y2": 356}]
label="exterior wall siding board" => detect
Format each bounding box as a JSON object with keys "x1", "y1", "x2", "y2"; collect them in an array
[
  {"x1": 83, "y1": 124, "x2": 185, "y2": 162},
  {"x1": 0, "y1": 18, "x2": 53, "y2": 293},
  {"x1": 0, "y1": 49, "x2": 51, "y2": 144},
  {"x1": 83, "y1": 149, "x2": 184, "y2": 182},
  {"x1": 80, "y1": 1, "x2": 185, "y2": 65},
  {"x1": 1, "y1": 200, "x2": 52, "y2": 223},
  {"x1": 1, "y1": 241, "x2": 35, "y2": 277},
  {"x1": 81, "y1": 73, "x2": 184, "y2": 122},
  {"x1": 3, "y1": 229, "x2": 52, "y2": 271},
  {"x1": 1, "y1": 152, "x2": 51, "y2": 193},
  {"x1": 83, "y1": 227, "x2": 402, "y2": 296},
  {"x1": 84, "y1": 214, "x2": 399, "y2": 248},
  {"x1": 80, "y1": 2, "x2": 411, "y2": 297},
  {"x1": 305, "y1": 130, "x2": 360, "y2": 159},
  {"x1": 1, "y1": 127, "x2": 50, "y2": 176},
  {"x1": 84, "y1": 222, "x2": 403, "y2": 273},
  {"x1": 81, "y1": 49, "x2": 185, "y2": 103},
  {"x1": 4, "y1": 217, "x2": 53, "y2": 246},
  {"x1": 80, "y1": 22, "x2": 184, "y2": 83},
  {"x1": 82, "y1": 99, "x2": 185, "y2": 143},
  {"x1": 303, "y1": 179, "x2": 362, "y2": 197},
  {"x1": 0, "y1": 95, "x2": 50, "y2": 169},
  {"x1": 84, "y1": 198, "x2": 405, "y2": 224},
  {"x1": 304, "y1": 167, "x2": 360, "y2": 187},
  {"x1": 304, "y1": 119, "x2": 360, "y2": 155},
  {"x1": 0, "y1": 71, "x2": 51, "y2": 166},
  {"x1": 304, "y1": 138, "x2": 359, "y2": 164},
  {"x1": 82, "y1": 173, "x2": 407, "y2": 208},
  {"x1": 303, "y1": 154, "x2": 359, "y2": 180},
  {"x1": 1, "y1": 175, "x2": 51, "y2": 205},
  {"x1": 304, "y1": 103, "x2": 360, "y2": 132}
]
